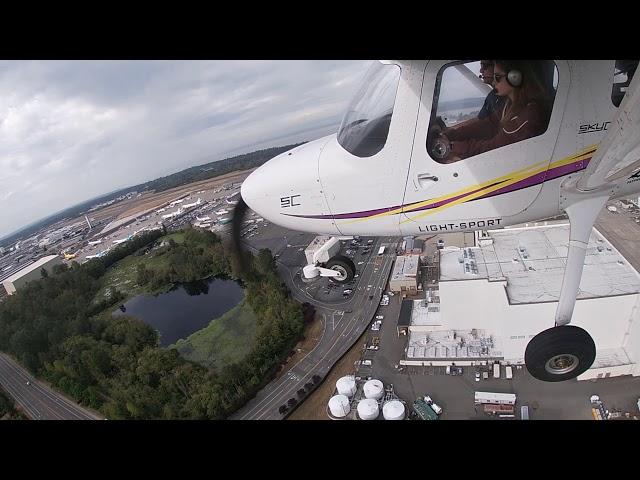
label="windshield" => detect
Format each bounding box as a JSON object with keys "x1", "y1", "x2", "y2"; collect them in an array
[{"x1": 337, "y1": 62, "x2": 401, "y2": 158}]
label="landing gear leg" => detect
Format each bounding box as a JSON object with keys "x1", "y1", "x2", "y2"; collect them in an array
[{"x1": 525, "y1": 195, "x2": 608, "y2": 382}]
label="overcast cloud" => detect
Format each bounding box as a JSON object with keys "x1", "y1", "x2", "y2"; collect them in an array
[{"x1": 0, "y1": 60, "x2": 372, "y2": 237}]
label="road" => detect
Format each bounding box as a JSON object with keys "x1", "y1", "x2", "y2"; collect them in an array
[
  {"x1": 230, "y1": 229, "x2": 398, "y2": 420},
  {"x1": 0, "y1": 353, "x2": 102, "y2": 420}
]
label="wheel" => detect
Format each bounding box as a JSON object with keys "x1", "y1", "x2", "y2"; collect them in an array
[
  {"x1": 524, "y1": 325, "x2": 596, "y2": 382},
  {"x1": 325, "y1": 255, "x2": 355, "y2": 283}
]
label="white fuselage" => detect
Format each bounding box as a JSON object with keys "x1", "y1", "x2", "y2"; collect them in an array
[{"x1": 241, "y1": 60, "x2": 640, "y2": 237}]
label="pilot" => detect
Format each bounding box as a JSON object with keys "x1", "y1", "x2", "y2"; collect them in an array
[{"x1": 436, "y1": 60, "x2": 550, "y2": 162}]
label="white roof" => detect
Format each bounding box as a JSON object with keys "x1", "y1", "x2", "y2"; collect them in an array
[
  {"x1": 439, "y1": 224, "x2": 640, "y2": 304},
  {"x1": 3, "y1": 255, "x2": 60, "y2": 284},
  {"x1": 391, "y1": 254, "x2": 419, "y2": 281},
  {"x1": 410, "y1": 299, "x2": 442, "y2": 326},
  {"x1": 590, "y1": 347, "x2": 633, "y2": 368}
]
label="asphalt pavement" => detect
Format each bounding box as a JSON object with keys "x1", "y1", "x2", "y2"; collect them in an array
[
  {"x1": 229, "y1": 225, "x2": 399, "y2": 420},
  {"x1": 0, "y1": 353, "x2": 103, "y2": 420}
]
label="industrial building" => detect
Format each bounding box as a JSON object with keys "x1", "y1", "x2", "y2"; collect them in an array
[
  {"x1": 2, "y1": 255, "x2": 63, "y2": 296},
  {"x1": 388, "y1": 254, "x2": 421, "y2": 295},
  {"x1": 400, "y1": 224, "x2": 640, "y2": 381}
]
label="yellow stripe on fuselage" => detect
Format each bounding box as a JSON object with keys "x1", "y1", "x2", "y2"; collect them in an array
[{"x1": 342, "y1": 145, "x2": 598, "y2": 225}]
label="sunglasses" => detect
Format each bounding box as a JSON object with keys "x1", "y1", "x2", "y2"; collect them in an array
[{"x1": 493, "y1": 73, "x2": 507, "y2": 83}]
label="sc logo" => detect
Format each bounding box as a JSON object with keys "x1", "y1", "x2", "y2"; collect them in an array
[{"x1": 280, "y1": 195, "x2": 301, "y2": 208}]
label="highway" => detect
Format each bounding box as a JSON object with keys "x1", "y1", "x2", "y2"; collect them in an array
[
  {"x1": 0, "y1": 353, "x2": 102, "y2": 420},
  {"x1": 230, "y1": 230, "x2": 398, "y2": 420}
]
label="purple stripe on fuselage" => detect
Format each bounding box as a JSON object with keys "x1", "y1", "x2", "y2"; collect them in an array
[
  {"x1": 474, "y1": 158, "x2": 590, "y2": 202},
  {"x1": 281, "y1": 158, "x2": 590, "y2": 221}
]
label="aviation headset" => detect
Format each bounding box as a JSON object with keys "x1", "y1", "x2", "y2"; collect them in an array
[
  {"x1": 494, "y1": 60, "x2": 523, "y2": 87},
  {"x1": 506, "y1": 69, "x2": 523, "y2": 87}
]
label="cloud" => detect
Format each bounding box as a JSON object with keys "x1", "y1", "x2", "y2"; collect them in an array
[{"x1": 0, "y1": 60, "x2": 372, "y2": 237}]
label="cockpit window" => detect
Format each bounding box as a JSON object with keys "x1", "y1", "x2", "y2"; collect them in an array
[
  {"x1": 426, "y1": 60, "x2": 557, "y2": 164},
  {"x1": 337, "y1": 62, "x2": 401, "y2": 158},
  {"x1": 612, "y1": 60, "x2": 638, "y2": 107}
]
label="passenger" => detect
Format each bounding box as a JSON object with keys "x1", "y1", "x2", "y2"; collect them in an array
[
  {"x1": 452, "y1": 60, "x2": 505, "y2": 128},
  {"x1": 436, "y1": 60, "x2": 551, "y2": 162}
]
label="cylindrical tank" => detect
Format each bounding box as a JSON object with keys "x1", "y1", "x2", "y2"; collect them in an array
[
  {"x1": 336, "y1": 375, "x2": 357, "y2": 397},
  {"x1": 383, "y1": 400, "x2": 405, "y2": 420},
  {"x1": 363, "y1": 379, "x2": 384, "y2": 400},
  {"x1": 357, "y1": 398, "x2": 379, "y2": 420},
  {"x1": 328, "y1": 395, "x2": 350, "y2": 418}
]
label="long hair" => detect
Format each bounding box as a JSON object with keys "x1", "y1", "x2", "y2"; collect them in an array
[{"x1": 494, "y1": 60, "x2": 551, "y2": 122}]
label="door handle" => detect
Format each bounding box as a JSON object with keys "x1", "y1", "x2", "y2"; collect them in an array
[
  {"x1": 415, "y1": 173, "x2": 439, "y2": 190},
  {"x1": 417, "y1": 174, "x2": 439, "y2": 182}
]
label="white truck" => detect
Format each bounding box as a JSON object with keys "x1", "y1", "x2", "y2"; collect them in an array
[
  {"x1": 505, "y1": 366, "x2": 513, "y2": 379},
  {"x1": 493, "y1": 363, "x2": 500, "y2": 379},
  {"x1": 474, "y1": 392, "x2": 517, "y2": 405}
]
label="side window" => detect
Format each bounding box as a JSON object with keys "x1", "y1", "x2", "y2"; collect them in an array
[
  {"x1": 426, "y1": 60, "x2": 558, "y2": 164},
  {"x1": 612, "y1": 60, "x2": 638, "y2": 107}
]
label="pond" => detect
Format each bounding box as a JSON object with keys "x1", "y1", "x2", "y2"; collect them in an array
[{"x1": 113, "y1": 276, "x2": 244, "y2": 347}]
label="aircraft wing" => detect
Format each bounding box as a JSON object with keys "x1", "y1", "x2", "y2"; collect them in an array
[{"x1": 577, "y1": 71, "x2": 640, "y2": 191}]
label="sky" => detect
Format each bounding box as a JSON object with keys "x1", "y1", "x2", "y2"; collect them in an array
[{"x1": 0, "y1": 60, "x2": 372, "y2": 238}]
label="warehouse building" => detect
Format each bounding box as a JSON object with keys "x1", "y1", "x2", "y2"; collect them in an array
[
  {"x1": 2, "y1": 255, "x2": 62, "y2": 296},
  {"x1": 401, "y1": 224, "x2": 640, "y2": 381}
]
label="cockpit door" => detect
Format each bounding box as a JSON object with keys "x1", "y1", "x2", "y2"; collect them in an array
[{"x1": 399, "y1": 60, "x2": 569, "y2": 235}]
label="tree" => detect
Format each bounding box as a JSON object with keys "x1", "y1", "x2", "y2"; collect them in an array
[
  {"x1": 296, "y1": 388, "x2": 306, "y2": 398},
  {"x1": 40, "y1": 268, "x2": 49, "y2": 279},
  {"x1": 287, "y1": 398, "x2": 297, "y2": 407},
  {"x1": 312, "y1": 375, "x2": 322, "y2": 384},
  {"x1": 278, "y1": 405, "x2": 288, "y2": 415}
]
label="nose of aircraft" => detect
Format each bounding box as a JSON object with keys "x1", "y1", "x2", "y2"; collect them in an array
[{"x1": 240, "y1": 135, "x2": 337, "y2": 233}]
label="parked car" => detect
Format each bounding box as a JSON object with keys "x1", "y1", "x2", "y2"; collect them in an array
[
  {"x1": 343, "y1": 289, "x2": 353, "y2": 294},
  {"x1": 482, "y1": 371, "x2": 489, "y2": 380},
  {"x1": 361, "y1": 360, "x2": 372, "y2": 366},
  {"x1": 431, "y1": 402, "x2": 443, "y2": 415},
  {"x1": 375, "y1": 315, "x2": 384, "y2": 320},
  {"x1": 475, "y1": 372, "x2": 481, "y2": 382}
]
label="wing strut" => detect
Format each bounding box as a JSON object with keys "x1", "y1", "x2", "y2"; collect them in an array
[{"x1": 554, "y1": 194, "x2": 609, "y2": 326}]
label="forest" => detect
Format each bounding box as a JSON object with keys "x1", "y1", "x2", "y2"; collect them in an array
[{"x1": 0, "y1": 228, "x2": 305, "y2": 419}]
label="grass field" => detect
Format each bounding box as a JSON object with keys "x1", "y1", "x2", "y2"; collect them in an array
[
  {"x1": 169, "y1": 299, "x2": 257, "y2": 370},
  {"x1": 92, "y1": 233, "x2": 185, "y2": 303}
]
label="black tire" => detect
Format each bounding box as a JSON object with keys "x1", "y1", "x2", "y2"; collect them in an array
[
  {"x1": 524, "y1": 325, "x2": 596, "y2": 382},
  {"x1": 325, "y1": 255, "x2": 355, "y2": 283}
]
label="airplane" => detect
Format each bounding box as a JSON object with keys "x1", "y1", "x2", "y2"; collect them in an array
[
  {"x1": 112, "y1": 234, "x2": 133, "y2": 245},
  {"x1": 183, "y1": 198, "x2": 202, "y2": 209},
  {"x1": 232, "y1": 60, "x2": 640, "y2": 383}
]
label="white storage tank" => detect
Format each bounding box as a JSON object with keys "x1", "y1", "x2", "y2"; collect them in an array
[
  {"x1": 382, "y1": 400, "x2": 405, "y2": 420},
  {"x1": 328, "y1": 395, "x2": 351, "y2": 418},
  {"x1": 363, "y1": 379, "x2": 384, "y2": 400},
  {"x1": 336, "y1": 375, "x2": 357, "y2": 397},
  {"x1": 357, "y1": 398, "x2": 379, "y2": 420}
]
